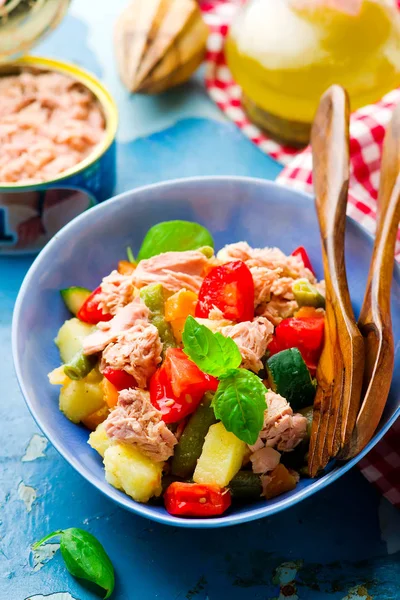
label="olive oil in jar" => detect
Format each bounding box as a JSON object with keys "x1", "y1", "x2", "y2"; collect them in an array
[{"x1": 225, "y1": 0, "x2": 400, "y2": 146}]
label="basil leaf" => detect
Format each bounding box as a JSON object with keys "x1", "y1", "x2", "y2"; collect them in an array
[
  {"x1": 213, "y1": 369, "x2": 267, "y2": 445},
  {"x1": 137, "y1": 220, "x2": 214, "y2": 261},
  {"x1": 33, "y1": 528, "x2": 115, "y2": 599},
  {"x1": 182, "y1": 316, "x2": 241, "y2": 378}
]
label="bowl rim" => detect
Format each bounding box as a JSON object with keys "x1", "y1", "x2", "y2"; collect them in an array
[{"x1": 12, "y1": 175, "x2": 400, "y2": 528}]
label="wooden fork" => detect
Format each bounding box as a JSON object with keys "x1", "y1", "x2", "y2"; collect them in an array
[
  {"x1": 340, "y1": 99, "x2": 400, "y2": 459},
  {"x1": 308, "y1": 86, "x2": 365, "y2": 477}
]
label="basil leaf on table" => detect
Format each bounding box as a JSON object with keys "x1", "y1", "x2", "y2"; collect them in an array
[
  {"x1": 182, "y1": 316, "x2": 241, "y2": 378},
  {"x1": 137, "y1": 220, "x2": 214, "y2": 261},
  {"x1": 33, "y1": 528, "x2": 115, "y2": 598},
  {"x1": 213, "y1": 369, "x2": 267, "y2": 445}
]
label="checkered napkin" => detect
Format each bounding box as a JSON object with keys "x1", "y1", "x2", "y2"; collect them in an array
[{"x1": 200, "y1": 0, "x2": 400, "y2": 507}]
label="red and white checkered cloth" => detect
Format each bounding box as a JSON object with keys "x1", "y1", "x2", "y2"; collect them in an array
[{"x1": 200, "y1": 0, "x2": 400, "y2": 507}]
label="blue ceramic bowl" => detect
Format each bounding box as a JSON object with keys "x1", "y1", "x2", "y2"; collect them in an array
[{"x1": 12, "y1": 177, "x2": 400, "y2": 528}]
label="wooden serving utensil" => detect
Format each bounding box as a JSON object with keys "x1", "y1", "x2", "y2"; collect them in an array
[
  {"x1": 340, "y1": 102, "x2": 400, "y2": 459},
  {"x1": 308, "y1": 85, "x2": 365, "y2": 477}
]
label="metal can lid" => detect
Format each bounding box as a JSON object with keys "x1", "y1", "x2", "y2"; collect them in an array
[{"x1": 0, "y1": 0, "x2": 71, "y2": 63}]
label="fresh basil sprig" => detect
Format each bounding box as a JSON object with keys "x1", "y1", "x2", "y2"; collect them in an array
[
  {"x1": 182, "y1": 315, "x2": 241, "y2": 377},
  {"x1": 137, "y1": 220, "x2": 214, "y2": 261},
  {"x1": 182, "y1": 317, "x2": 267, "y2": 444},
  {"x1": 214, "y1": 369, "x2": 266, "y2": 445},
  {"x1": 33, "y1": 528, "x2": 115, "y2": 598}
]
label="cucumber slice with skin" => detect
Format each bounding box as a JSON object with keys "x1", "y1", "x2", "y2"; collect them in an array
[
  {"x1": 266, "y1": 348, "x2": 316, "y2": 411},
  {"x1": 60, "y1": 287, "x2": 91, "y2": 316}
]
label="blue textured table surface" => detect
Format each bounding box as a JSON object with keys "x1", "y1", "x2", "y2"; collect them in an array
[{"x1": 1, "y1": 2, "x2": 400, "y2": 599}]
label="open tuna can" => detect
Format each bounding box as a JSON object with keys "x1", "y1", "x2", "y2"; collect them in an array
[{"x1": 0, "y1": 1, "x2": 118, "y2": 254}]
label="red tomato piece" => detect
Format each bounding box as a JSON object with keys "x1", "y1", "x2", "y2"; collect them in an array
[
  {"x1": 77, "y1": 286, "x2": 113, "y2": 324},
  {"x1": 164, "y1": 348, "x2": 218, "y2": 398},
  {"x1": 291, "y1": 246, "x2": 315, "y2": 276},
  {"x1": 195, "y1": 261, "x2": 254, "y2": 322},
  {"x1": 102, "y1": 367, "x2": 137, "y2": 391},
  {"x1": 268, "y1": 317, "x2": 325, "y2": 372},
  {"x1": 149, "y1": 348, "x2": 218, "y2": 424},
  {"x1": 164, "y1": 482, "x2": 231, "y2": 517}
]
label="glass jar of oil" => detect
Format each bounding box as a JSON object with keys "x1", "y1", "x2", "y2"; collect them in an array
[{"x1": 225, "y1": 0, "x2": 400, "y2": 146}]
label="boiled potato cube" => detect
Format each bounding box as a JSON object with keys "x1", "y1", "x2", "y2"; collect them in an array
[
  {"x1": 59, "y1": 379, "x2": 104, "y2": 424},
  {"x1": 48, "y1": 365, "x2": 69, "y2": 386},
  {"x1": 55, "y1": 318, "x2": 93, "y2": 363},
  {"x1": 104, "y1": 444, "x2": 162, "y2": 503},
  {"x1": 88, "y1": 422, "x2": 113, "y2": 457},
  {"x1": 193, "y1": 422, "x2": 246, "y2": 487},
  {"x1": 49, "y1": 365, "x2": 101, "y2": 388}
]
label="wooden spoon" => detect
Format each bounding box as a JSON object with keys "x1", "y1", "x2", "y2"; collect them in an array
[
  {"x1": 308, "y1": 85, "x2": 365, "y2": 477},
  {"x1": 340, "y1": 102, "x2": 400, "y2": 459}
]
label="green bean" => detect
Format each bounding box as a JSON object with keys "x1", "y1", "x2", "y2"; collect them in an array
[
  {"x1": 171, "y1": 392, "x2": 217, "y2": 479},
  {"x1": 63, "y1": 351, "x2": 97, "y2": 380},
  {"x1": 293, "y1": 279, "x2": 325, "y2": 308},
  {"x1": 140, "y1": 284, "x2": 176, "y2": 351},
  {"x1": 229, "y1": 471, "x2": 262, "y2": 501}
]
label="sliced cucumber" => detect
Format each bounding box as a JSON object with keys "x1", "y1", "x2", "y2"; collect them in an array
[
  {"x1": 55, "y1": 317, "x2": 94, "y2": 363},
  {"x1": 60, "y1": 287, "x2": 91, "y2": 316},
  {"x1": 266, "y1": 348, "x2": 316, "y2": 411}
]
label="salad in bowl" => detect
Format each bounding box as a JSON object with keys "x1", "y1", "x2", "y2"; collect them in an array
[{"x1": 48, "y1": 220, "x2": 326, "y2": 518}]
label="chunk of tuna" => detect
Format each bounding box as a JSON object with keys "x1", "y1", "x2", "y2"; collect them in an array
[
  {"x1": 250, "y1": 266, "x2": 282, "y2": 306},
  {"x1": 104, "y1": 388, "x2": 177, "y2": 462},
  {"x1": 101, "y1": 321, "x2": 162, "y2": 388},
  {"x1": 250, "y1": 446, "x2": 281, "y2": 474},
  {"x1": 97, "y1": 270, "x2": 135, "y2": 316},
  {"x1": 82, "y1": 298, "x2": 149, "y2": 355},
  {"x1": 258, "y1": 298, "x2": 298, "y2": 326},
  {"x1": 220, "y1": 317, "x2": 274, "y2": 373},
  {"x1": 0, "y1": 70, "x2": 105, "y2": 184},
  {"x1": 133, "y1": 250, "x2": 208, "y2": 293},
  {"x1": 217, "y1": 242, "x2": 316, "y2": 283},
  {"x1": 249, "y1": 391, "x2": 308, "y2": 453}
]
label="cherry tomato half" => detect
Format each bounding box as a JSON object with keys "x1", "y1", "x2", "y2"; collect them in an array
[
  {"x1": 268, "y1": 316, "x2": 325, "y2": 373},
  {"x1": 291, "y1": 246, "x2": 315, "y2": 276},
  {"x1": 164, "y1": 482, "x2": 231, "y2": 517},
  {"x1": 102, "y1": 367, "x2": 137, "y2": 391},
  {"x1": 149, "y1": 348, "x2": 218, "y2": 423},
  {"x1": 195, "y1": 261, "x2": 254, "y2": 322},
  {"x1": 77, "y1": 286, "x2": 113, "y2": 325}
]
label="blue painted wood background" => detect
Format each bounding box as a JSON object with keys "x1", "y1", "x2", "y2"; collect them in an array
[{"x1": 1, "y1": 2, "x2": 400, "y2": 599}]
